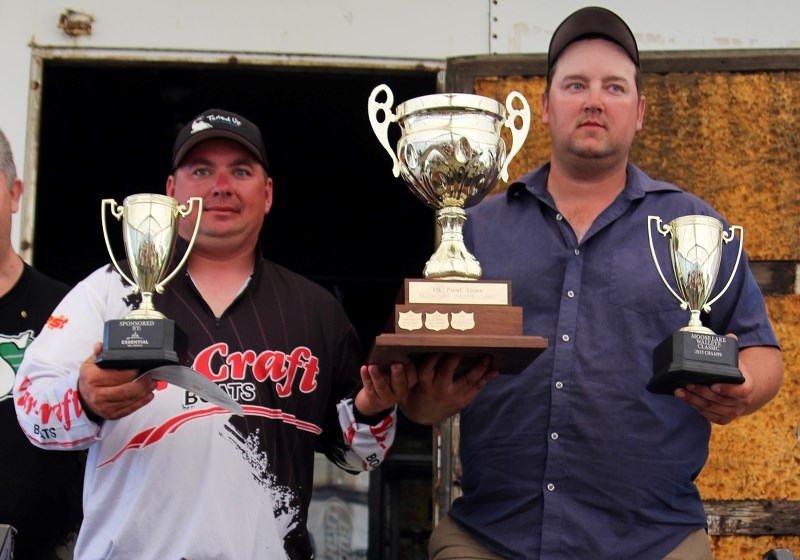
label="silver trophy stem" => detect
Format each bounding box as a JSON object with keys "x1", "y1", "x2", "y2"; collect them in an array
[
  {"x1": 683, "y1": 309, "x2": 713, "y2": 334},
  {"x1": 423, "y1": 207, "x2": 481, "y2": 280},
  {"x1": 127, "y1": 292, "x2": 164, "y2": 320}
]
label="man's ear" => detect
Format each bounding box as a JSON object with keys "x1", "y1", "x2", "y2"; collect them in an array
[
  {"x1": 264, "y1": 176, "x2": 274, "y2": 214},
  {"x1": 9, "y1": 177, "x2": 23, "y2": 214},
  {"x1": 636, "y1": 95, "x2": 646, "y2": 131},
  {"x1": 541, "y1": 91, "x2": 550, "y2": 125}
]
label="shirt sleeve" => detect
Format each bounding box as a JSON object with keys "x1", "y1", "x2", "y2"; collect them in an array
[
  {"x1": 13, "y1": 266, "x2": 128, "y2": 449},
  {"x1": 316, "y1": 303, "x2": 397, "y2": 474},
  {"x1": 335, "y1": 398, "x2": 397, "y2": 472}
]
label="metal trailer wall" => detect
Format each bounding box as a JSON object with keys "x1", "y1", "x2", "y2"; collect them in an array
[{"x1": 2, "y1": 0, "x2": 799, "y2": 249}]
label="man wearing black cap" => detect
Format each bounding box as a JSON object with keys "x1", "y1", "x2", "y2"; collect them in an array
[
  {"x1": 400, "y1": 6, "x2": 783, "y2": 560},
  {"x1": 13, "y1": 108, "x2": 415, "y2": 559}
]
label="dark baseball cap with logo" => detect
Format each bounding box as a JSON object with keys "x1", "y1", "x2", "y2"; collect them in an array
[
  {"x1": 548, "y1": 6, "x2": 640, "y2": 70},
  {"x1": 172, "y1": 108, "x2": 270, "y2": 172}
]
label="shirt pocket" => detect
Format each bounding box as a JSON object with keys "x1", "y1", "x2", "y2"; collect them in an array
[{"x1": 609, "y1": 244, "x2": 685, "y2": 315}]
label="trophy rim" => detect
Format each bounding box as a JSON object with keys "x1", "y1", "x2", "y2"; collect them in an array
[
  {"x1": 396, "y1": 93, "x2": 505, "y2": 120},
  {"x1": 670, "y1": 214, "x2": 722, "y2": 230},
  {"x1": 123, "y1": 193, "x2": 179, "y2": 207}
]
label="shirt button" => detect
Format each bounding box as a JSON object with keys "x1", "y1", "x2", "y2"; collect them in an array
[
  {"x1": 556, "y1": 213, "x2": 563, "y2": 221},
  {"x1": 567, "y1": 290, "x2": 575, "y2": 298},
  {"x1": 551, "y1": 432, "x2": 559, "y2": 440},
  {"x1": 555, "y1": 381, "x2": 563, "y2": 389},
  {"x1": 574, "y1": 248, "x2": 580, "y2": 256},
  {"x1": 561, "y1": 334, "x2": 570, "y2": 342},
  {"x1": 547, "y1": 483, "x2": 555, "y2": 492}
]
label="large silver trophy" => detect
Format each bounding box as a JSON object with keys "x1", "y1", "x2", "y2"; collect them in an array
[
  {"x1": 366, "y1": 85, "x2": 547, "y2": 375},
  {"x1": 647, "y1": 214, "x2": 745, "y2": 394},
  {"x1": 369, "y1": 84, "x2": 529, "y2": 280},
  {"x1": 96, "y1": 193, "x2": 202, "y2": 370}
]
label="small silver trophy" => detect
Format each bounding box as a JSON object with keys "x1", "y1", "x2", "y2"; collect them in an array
[
  {"x1": 647, "y1": 214, "x2": 745, "y2": 394},
  {"x1": 368, "y1": 84, "x2": 530, "y2": 280},
  {"x1": 96, "y1": 193, "x2": 202, "y2": 369}
]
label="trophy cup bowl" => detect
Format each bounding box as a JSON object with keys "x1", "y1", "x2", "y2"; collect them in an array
[
  {"x1": 366, "y1": 85, "x2": 547, "y2": 376},
  {"x1": 646, "y1": 214, "x2": 745, "y2": 394},
  {"x1": 96, "y1": 193, "x2": 202, "y2": 370},
  {"x1": 368, "y1": 84, "x2": 530, "y2": 280}
]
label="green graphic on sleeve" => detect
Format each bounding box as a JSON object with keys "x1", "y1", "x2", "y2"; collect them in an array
[{"x1": 0, "y1": 331, "x2": 35, "y2": 401}]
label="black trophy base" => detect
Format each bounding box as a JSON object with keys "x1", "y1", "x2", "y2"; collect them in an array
[
  {"x1": 96, "y1": 318, "x2": 188, "y2": 371},
  {"x1": 648, "y1": 330, "x2": 744, "y2": 395}
]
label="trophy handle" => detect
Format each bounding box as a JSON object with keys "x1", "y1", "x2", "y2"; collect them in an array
[
  {"x1": 367, "y1": 84, "x2": 400, "y2": 177},
  {"x1": 500, "y1": 91, "x2": 531, "y2": 182},
  {"x1": 101, "y1": 198, "x2": 140, "y2": 292},
  {"x1": 155, "y1": 196, "x2": 204, "y2": 293},
  {"x1": 703, "y1": 224, "x2": 744, "y2": 312},
  {"x1": 647, "y1": 215, "x2": 688, "y2": 309}
]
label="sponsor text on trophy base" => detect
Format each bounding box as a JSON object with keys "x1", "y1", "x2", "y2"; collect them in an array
[
  {"x1": 648, "y1": 330, "x2": 743, "y2": 395},
  {"x1": 96, "y1": 317, "x2": 189, "y2": 370}
]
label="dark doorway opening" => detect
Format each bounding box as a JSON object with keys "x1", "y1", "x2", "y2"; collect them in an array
[
  {"x1": 33, "y1": 58, "x2": 438, "y2": 559},
  {"x1": 34, "y1": 60, "x2": 437, "y2": 354}
]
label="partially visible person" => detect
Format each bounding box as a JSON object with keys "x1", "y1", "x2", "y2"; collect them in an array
[
  {"x1": 13, "y1": 109, "x2": 414, "y2": 559},
  {"x1": 0, "y1": 126, "x2": 83, "y2": 559},
  {"x1": 396, "y1": 6, "x2": 784, "y2": 560}
]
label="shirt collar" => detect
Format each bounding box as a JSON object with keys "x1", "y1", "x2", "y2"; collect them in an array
[{"x1": 506, "y1": 161, "x2": 683, "y2": 203}]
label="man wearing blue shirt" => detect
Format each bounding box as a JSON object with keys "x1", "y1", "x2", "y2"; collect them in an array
[{"x1": 397, "y1": 6, "x2": 784, "y2": 559}]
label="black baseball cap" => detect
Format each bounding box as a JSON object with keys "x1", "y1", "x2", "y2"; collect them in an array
[
  {"x1": 548, "y1": 6, "x2": 640, "y2": 70},
  {"x1": 172, "y1": 108, "x2": 270, "y2": 172}
]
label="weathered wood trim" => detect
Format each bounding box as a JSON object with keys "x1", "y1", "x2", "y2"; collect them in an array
[
  {"x1": 445, "y1": 49, "x2": 800, "y2": 93},
  {"x1": 446, "y1": 55, "x2": 800, "y2": 298},
  {"x1": 705, "y1": 500, "x2": 800, "y2": 536},
  {"x1": 750, "y1": 261, "x2": 799, "y2": 295}
]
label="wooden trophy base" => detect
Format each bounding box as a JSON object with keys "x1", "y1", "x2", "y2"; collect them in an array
[
  {"x1": 647, "y1": 330, "x2": 744, "y2": 395},
  {"x1": 368, "y1": 279, "x2": 547, "y2": 376}
]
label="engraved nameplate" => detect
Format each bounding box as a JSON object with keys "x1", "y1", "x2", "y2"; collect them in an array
[{"x1": 406, "y1": 280, "x2": 509, "y2": 306}]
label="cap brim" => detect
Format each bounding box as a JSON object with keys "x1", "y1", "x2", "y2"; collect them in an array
[{"x1": 173, "y1": 129, "x2": 265, "y2": 169}]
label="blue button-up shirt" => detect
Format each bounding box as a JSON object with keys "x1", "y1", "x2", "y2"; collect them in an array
[{"x1": 451, "y1": 163, "x2": 779, "y2": 559}]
